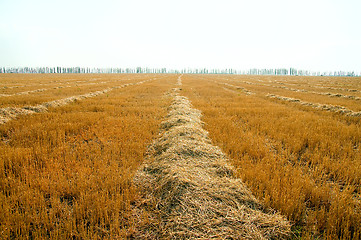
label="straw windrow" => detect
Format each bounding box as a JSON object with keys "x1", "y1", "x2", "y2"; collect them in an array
[
  {"x1": 266, "y1": 84, "x2": 361, "y2": 100},
  {"x1": 0, "y1": 79, "x2": 154, "y2": 125},
  {"x1": 0, "y1": 88, "x2": 47, "y2": 97},
  {"x1": 267, "y1": 93, "x2": 361, "y2": 117},
  {"x1": 216, "y1": 81, "x2": 255, "y2": 95},
  {"x1": 133, "y1": 77, "x2": 291, "y2": 239}
]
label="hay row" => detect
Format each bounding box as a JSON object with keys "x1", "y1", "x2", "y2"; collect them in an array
[
  {"x1": 0, "y1": 75, "x2": 160, "y2": 91},
  {"x1": 0, "y1": 86, "x2": 72, "y2": 97},
  {"x1": 267, "y1": 94, "x2": 361, "y2": 117},
  {"x1": 313, "y1": 85, "x2": 360, "y2": 93},
  {"x1": 263, "y1": 80, "x2": 359, "y2": 93},
  {"x1": 133, "y1": 78, "x2": 290, "y2": 239},
  {"x1": 316, "y1": 91, "x2": 361, "y2": 100},
  {"x1": 0, "y1": 88, "x2": 115, "y2": 124},
  {"x1": 0, "y1": 81, "x2": 105, "y2": 94},
  {"x1": 1, "y1": 79, "x2": 109, "y2": 89},
  {"x1": 1, "y1": 81, "x2": 71, "y2": 89},
  {"x1": 176, "y1": 75, "x2": 182, "y2": 86},
  {"x1": 242, "y1": 81, "x2": 258, "y2": 86},
  {"x1": 266, "y1": 85, "x2": 361, "y2": 101},
  {"x1": 0, "y1": 76, "x2": 161, "y2": 97},
  {"x1": 0, "y1": 85, "x2": 27, "y2": 90},
  {"x1": 222, "y1": 86, "x2": 240, "y2": 95},
  {"x1": 215, "y1": 81, "x2": 255, "y2": 95},
  {"x1": 0, "y1": 79, "x2": 153, "y2": 125},
  {"x1": 228, "y1": 80, "x2": 361, "y2": 101},
  {"x1": 0, "y1": 88, "x2": 47, "y2": 97},
  {"x1": 229, "y1": 80, "x2": 361, "y2": 96}
]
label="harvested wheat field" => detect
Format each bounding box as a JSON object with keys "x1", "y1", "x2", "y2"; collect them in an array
[{"x1": 1, "y1": 73, "x2": 360, "y2": 239}]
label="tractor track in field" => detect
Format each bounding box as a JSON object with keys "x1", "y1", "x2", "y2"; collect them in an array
[{"x1": 132, "y1": 76, "x2": 290, "y2": 239}]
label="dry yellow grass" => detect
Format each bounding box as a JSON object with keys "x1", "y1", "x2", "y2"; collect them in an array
[
  {"x1": 209, "y1": 75, "x2": 361, "y2": 112},
  {"x1": 0, "y1": 74, "x2": 174, "y2": 239},
  {"x1": 1, "y1": 73, "x2": 360, "y2": 239},
  {"x1": 0, "y1": 75, "x2": 160, "y2": 125},
  {"x1": 0, "y1": 74, "x2": 160, "y2": 108},
  {"x1": 133, "y1": 86, "x2": 290, "y2": 239},
  {"x1": 181, "y1": 74, "x2": 361, "y2": 239}
]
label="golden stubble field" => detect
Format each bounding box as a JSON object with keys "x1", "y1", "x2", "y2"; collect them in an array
[{"x1": 0, "y1": 73, "x2": 360, "y2": 239}]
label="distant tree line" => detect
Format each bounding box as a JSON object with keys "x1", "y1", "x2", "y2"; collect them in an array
[{"x1": 0, "y1": 66, "x2": 358, "y2": 76}]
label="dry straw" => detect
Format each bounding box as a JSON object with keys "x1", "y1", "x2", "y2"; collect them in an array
[
  {"x1": 0, "y1": 88, "x2": 47, "y2": 97},
  {"x1": 0, "y1": 87, "x2": 114, "y2": 124},
  {"x1": 233, "y1": 80, "x2": 361, "y2": 101},
  {"x1": 313, "y1": 85, "x2": 360, "y2": 93},
  {"x1": 226, "y1": 79, "x2": 361, "y2": 101},
  {"x1": 216, "y1": 81, "x2": 255, "y2": 95},
  {"x1": 267, "y1": 94, "x2": 361, "y2": 117},
  {"x1": 268, "y1": 85, "x2": 361, "y2": 101},
  {"x1": 0, "y1": 79, "x2": 154, "y2": 125},
  {"x1": 133, "y1": 79, "x2": 290, "y2": 239}
]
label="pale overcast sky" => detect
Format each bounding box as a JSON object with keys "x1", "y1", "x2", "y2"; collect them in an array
[{"x1": 0, "y1": 0, "x2": 360, "y2": 72}]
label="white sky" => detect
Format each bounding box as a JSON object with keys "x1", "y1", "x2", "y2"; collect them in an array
[{"x1": 0, "y1": 0, "x2": 360, "y2": 72}]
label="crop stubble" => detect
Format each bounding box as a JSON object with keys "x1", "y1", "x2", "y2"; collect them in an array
[
  {"x1": 0, "y1": 74, "x2": 173, "y2": 239},
  {"x1": 132, "y1": 77, "x2": 290, "y2": 239},
  {"x1": 181, "y1": 74, "x2": 361, "y2": 239},
  {"x1": 1, "y1": 73, "x2": 360, "y2": 239}
]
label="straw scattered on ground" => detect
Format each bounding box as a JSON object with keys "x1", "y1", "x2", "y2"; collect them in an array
[
  {"x1": 222, "y1": 79, "x2": 361, "y2": 101},
  {"x1": 132, "y1": 77, "x2": 290, "y2": 239},
  {"x1": 0, "y1": 88, "x2": 47, "y2": 97},
  {"x1": 0, "y1": 79, "x2": 153, "y2": 125},
  {"x1": 264, "y1": 84, "x2": 361, "y2": 101},
  {"x1": 216, "y1": 81, "x2": 255, "y2": 95},
  {"x1": 267, "y1": 93, "x2": 361, "y2": 117},
  {"x1": 313, "y1": 85, "x2": 360, "y2": 93}
]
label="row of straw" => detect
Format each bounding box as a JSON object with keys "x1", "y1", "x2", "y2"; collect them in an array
[{"x1": 133, "y1": 78, "x2": 290, "y2": 239}]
